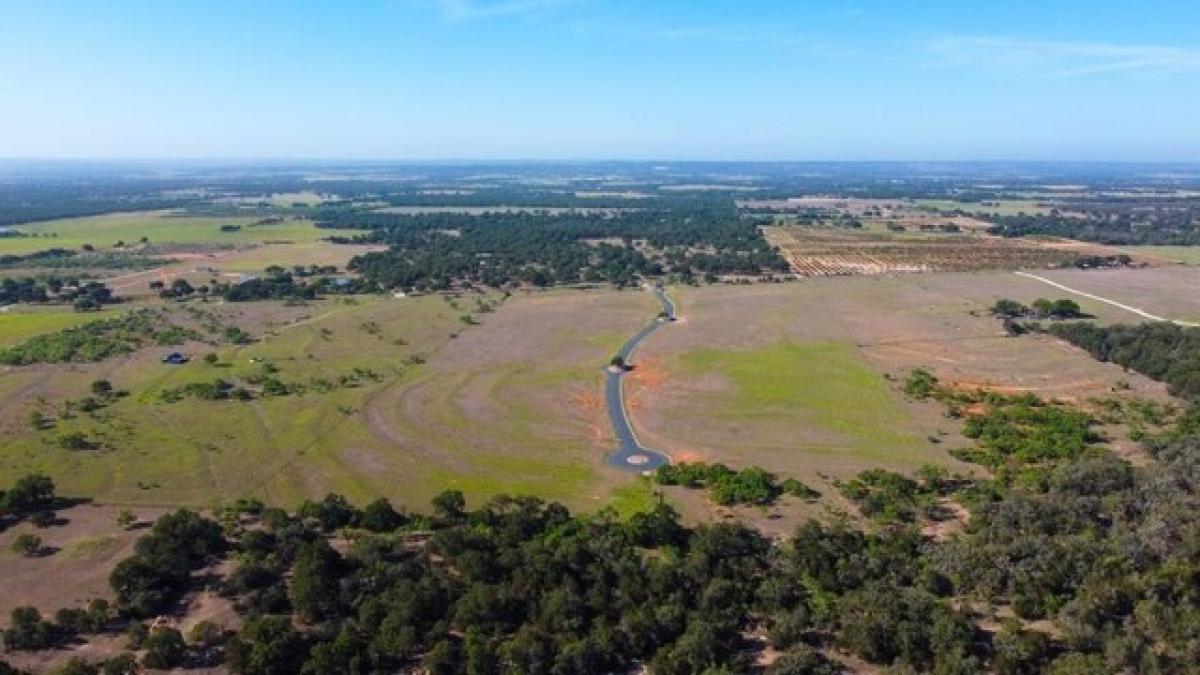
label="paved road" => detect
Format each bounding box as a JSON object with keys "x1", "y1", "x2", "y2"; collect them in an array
[{"x1": 605, "y1": 286, "x2": 675, "y2": 472}]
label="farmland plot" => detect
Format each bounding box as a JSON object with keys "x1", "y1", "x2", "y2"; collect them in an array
[{"x1": 766, "y1": 227, "x2": 1082, "y2": 277}]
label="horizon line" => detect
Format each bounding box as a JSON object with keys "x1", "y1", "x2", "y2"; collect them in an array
[{"x1": 2, "y1": 157, "x2": 1200, "y2": 165}]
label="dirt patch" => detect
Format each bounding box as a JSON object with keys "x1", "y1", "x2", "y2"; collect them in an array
[
  {"x1": 921, "y1": 498, "x2": 971, "y2": 542},
  {"x1": 0, "y1": 504, "x2": 169, "y2": 621}
]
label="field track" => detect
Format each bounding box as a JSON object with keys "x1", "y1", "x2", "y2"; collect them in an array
[{"x1": 1015, "y1": 271, "x2": 1200, "y2": 327}]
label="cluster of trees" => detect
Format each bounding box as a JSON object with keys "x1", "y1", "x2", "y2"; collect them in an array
[
  {"x1": 159, "y1": 378, "x2": 248, "y2": 403},
  {"x1": 838, "y1": 466, "x2": 956, "y2": 524},
  {"x1": 155, "y1": 266, "x2": 374, "y2": 303},
  {"x1": 0, "y1": 248, "x2": 77, "y2": 269},
  {"x1": 0, "y1": 248, "x2": 160, "y2": 272},
  {"x1": 108, "y1": 509, "x2": 227, "y2": 618},
  {"x1": 1049, "y1": 321, "x2": 1200, "y2": 399},
  {"x1": 153, "y1": 273, "x2": 322, "y2": 303},
  {"x1": 3, "y1": 601, "x2": 112, "y2": 653},
  {"x1": 0, "y1": 276, "x2": 118, "y2": 311},
  {"x1": 990, "y1": 297, "x2": 1084, "y2": 320},
  {"x1": 0, "y1": 310, "x2": 195, "y2": 365},
  {"x1": 904, "y1": 370, "x2": 1101, "y2": 472},
  {"x1": 322, "y1": 207, "x2": 788, "y2": 291},
  {"x1": 0, "y1": 473, "x2": 56, "y2": 519},
  {"x1": 654, "y1": 462, "x2": 820, "y2": 505},
  {"x1": 219, "y1": 274, "x2": 319, "y2": 302}
]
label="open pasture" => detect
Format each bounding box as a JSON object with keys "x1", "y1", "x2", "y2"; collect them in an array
[
  {"x1": 1018, "y1": 266, "x2": 1200, "y2": 325},
  {"x1": 0, "y1": 289, "x2": 669, "y2": 514},
  {"x1": 98, "y1": 241, "x2": 386, "y2": 299},
  {"x1": 362, "y1": 288, "x2": 659, "y2": 510},
  {"x1": 628, "y1": 274, "x2": 1172, "y2": 491},
  {"x1": 1119, "y1": 245, "x2": 1200, "y2": 266},
  {"x1": 0, "y1": 210, "x2": 354, "y2": 255},
  {"x1": 0, "y1": 268, "x2": 1185, "y2": 517},
  {"x1": 916, "y1": 198, "x2": 1054, "y2": 216},
  {"x1": 0, "y1": 294, "x2": 479, "y2": 508},
  {"x1": 0, "y1": 307, "x2": 120, "y2": 348}
]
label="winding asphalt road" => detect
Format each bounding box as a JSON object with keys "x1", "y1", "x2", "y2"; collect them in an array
[{"x1": 605, "y1": 286, "x2": 675, "y2": 471}]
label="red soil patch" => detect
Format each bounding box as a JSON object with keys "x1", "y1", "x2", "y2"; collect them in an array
[
  {"x1": 570, "y1": 388, "x2": 608, "y2": 441},
  {"x1": 962, "y1": 402, "x2": 987, "y2": 417},
  {"x1": 571, "y1": 389, "x2": 601, "y2": 412},
  {"x1": 628, "y1": 356, "x2": 668, "y2": 390}
]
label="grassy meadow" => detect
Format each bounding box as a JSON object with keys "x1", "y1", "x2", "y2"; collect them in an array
[
  {"x1": 0, "y1": 295, "x2": 471, "y2": 508},
  {"x1": 0, "y1": 307, "x2": 120, "y2": 348},
  {"x1": 672, "y1": 341, "x2": 936, "y2": 471},
  {"x1": 0, "y1": 210, "x2": 357, "y2": 254},
  {"x1": 915, "y1": 198, "x2": 1052, "y2": 216}
]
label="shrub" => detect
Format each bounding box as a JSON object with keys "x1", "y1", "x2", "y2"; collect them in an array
[
  {"x1": 12, "y1": 533, "x2": 43, "y2": 557},
  {"x1": 141, "y1": 627, "x2": 186, "y2": 669}
]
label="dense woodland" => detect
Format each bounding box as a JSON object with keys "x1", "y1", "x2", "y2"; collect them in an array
[
  {"x1": 0, "y1": 181, "x2": 191, "y2": 226},
  {"x1": 320, "y1": 207, "x2": 788, "y2": 290}
]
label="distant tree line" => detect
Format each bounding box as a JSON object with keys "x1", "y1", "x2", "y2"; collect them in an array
[
  {"x1": 0, "y1": 181, "x2": 192, "y2": 226},
  {"x1": 153, "y1": 271, "x2": 366, "y2": 303},
  {"x1": 985, "y1": 201, "x2": 1200, "y2": 245}
]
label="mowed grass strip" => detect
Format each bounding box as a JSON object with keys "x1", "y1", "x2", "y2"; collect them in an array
[{"x1": 676, "y1": 341, "x2": 929, "y2": 466}]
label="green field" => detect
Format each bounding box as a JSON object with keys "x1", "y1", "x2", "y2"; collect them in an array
[
  {"x1": 0, "y1": 295, "x2": 474, "y2": 508},
  {"x1": 0, "y1": 289, "x2": 666, "y2": 515},
  {"x1": 669, "y1": 341, "x2": 937, "y2": 472},
  {"x1": 0, "y1": 211, "x2": 353, "y2": 254},
  {"x1": 1120, "y1": 246, "x2": 1200, "y2": 265},
  {"x1": 0, "y1": 307, "x2": 119, "y2": 348},
  {"x1": 916, "y1": 198, "x2": 1051, "y2": 216}
]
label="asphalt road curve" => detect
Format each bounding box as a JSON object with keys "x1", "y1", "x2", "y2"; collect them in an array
[{"x1": 605, "y1": 286, "x2": 675, "y2": 472}]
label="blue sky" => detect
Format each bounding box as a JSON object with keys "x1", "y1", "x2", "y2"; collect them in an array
[{"x1": 1, "y1": 0, "x2": 1198, "y2": 160}]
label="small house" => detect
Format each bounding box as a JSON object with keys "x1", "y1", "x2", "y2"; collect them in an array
[{"x1": 161, "y1": 352, "x2": 189, "y2": 365}]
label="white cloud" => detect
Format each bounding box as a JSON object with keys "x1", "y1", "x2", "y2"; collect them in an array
[{"x1": 926, "y1": 36, "x2": 1200, "y2": 78}]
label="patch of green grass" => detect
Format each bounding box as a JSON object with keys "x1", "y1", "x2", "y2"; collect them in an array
[
  {"x1": 915, "y1": 199, "x2": 1050, "y2": 217},
  {"x1": 677, "y1": 341, "x2": 930, "y2": 466},
  {"x1": 0, "y1": 211, "x2": 361, "y2": 255},
  {"x1": 606, "y1": 477, "x2": 658, "y2": 519},
  {"x1": 61, "y1": 535, "x2": 123, "y2": 560},
  {"x1": 0, "y1": 308, "x2": 118, "y2": 348},
  {"x1": 1121, "y1": 246, "x2": 1200, "y2": 265}
]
